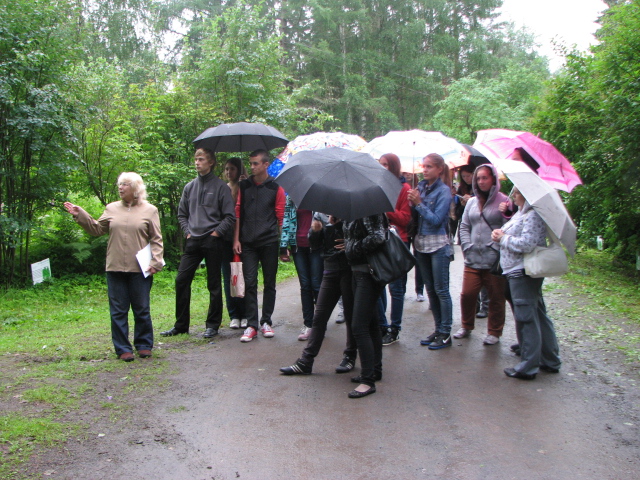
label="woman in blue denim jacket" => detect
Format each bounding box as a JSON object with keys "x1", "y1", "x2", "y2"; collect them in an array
[{"x1": 408, "y1": 153, "x2": 454, "y2": 350}]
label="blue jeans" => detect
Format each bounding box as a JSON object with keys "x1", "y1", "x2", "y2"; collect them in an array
[
  {"x1": 351, "y1": 270, "x2": 384, "y2": 386},
  {"x1": 413, "y1": 244, "x2": 424, "y2": 295},
  {"x1": 242, "y1": 241, "x2": 280, "y2": 329},
  {"x1": 292, "y1": 246, "x2": 323, "y2": 327},
  {"x1": 106, "y1": 272, "x2": 154, "y2": 355},
  {"x1": 377, "y1": 272, "x2": 407, "y2": 331},
  {"x1": 415, "y1": 245, "x2": 453, "y2": 335},
  {"x1": 221, "y1": 240, "x2": 246, "y2": 320}
]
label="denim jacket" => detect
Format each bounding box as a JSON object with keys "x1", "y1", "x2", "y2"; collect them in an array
[{"x1": 413, "y1": 178, "x2": 452, "y2": 236}]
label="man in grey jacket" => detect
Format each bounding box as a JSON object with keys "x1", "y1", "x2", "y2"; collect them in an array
[{"x1": 161, "y1": 148, "x2": 236, "y2": 338}]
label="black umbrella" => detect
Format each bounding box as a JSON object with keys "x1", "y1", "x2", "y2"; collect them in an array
[
  {"x1": 193, "y1": 122, "x2": 289, "y2": 152},
  {"x1": 276, "y1": 147, "x2": 402, "y2": 222},
  {"x1": 461, "y1": 144, "x2": 489, "y2": 168}
]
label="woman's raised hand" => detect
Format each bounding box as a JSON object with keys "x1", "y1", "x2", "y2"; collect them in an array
[{"x1": 63, "y1": 202, "x2": 80, "y2": 216}]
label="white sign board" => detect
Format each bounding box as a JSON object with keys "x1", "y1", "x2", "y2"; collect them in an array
[{"x1": 31, "y1": 258, "x2": 52, "y2": 285}]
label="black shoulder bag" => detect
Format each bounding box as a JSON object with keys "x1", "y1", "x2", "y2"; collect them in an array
[{"x1": 366, "y1": 215, "x2": 416, "y2": 284}]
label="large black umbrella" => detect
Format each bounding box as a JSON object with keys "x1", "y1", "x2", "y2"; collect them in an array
[
  {"x1": 276, "y1": 147, "x2": 402, "y2": 222},
  {"x1": 193, "y1": 122, "x2": 289, "y2": 152}
]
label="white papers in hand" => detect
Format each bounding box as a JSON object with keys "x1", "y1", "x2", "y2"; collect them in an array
[{"x1": 136, "y1": 244, "x2": 159, "y2": 278}]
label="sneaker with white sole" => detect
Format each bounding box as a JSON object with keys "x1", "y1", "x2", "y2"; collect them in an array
[
  {"x1": 260, "y1": 323, "x2": 274, "y2": 338},
  {"x1": 335, "y1": 355, "x2": 355, "y2": 373},
  {"x1": 240, "y1": 327, "x2": 257, "y2": 342},
  {"x1": 280, "y1": 360, "x2": 312, "y2": 375},
  {"x1": 453, "y1": 328, "x2": 470, "y2": 339},
  {"x1": 298, "y1": 326, "x2": 311, "y2": 341},
  {"x1": 483, "y1": 334, "x2": 500, "y2": 345},
  {"x1": 240, "y1": 318, "x2": 248, "y2": 329},
  {"x1": 416, "y1": 293, "x2": 426, "y2": 302},
  {"x1": 428, "y1": 333, "x2": 452, "y2": 350},
  {"x1": 229, "y1": 318, "x2": 240, "y2": 329}
]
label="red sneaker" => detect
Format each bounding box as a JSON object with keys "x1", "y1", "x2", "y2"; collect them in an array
[{"x1": 240, "y1": 327, "x2": 257, "y2": 342}]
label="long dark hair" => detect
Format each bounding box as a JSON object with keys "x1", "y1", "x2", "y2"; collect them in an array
[
  {"x1": 457, "y1": 164, "x2": 475, "y2": 196},
  {"x1": 380, "y1": 153, "x2": 401, "y2": 179},
  {"x1": 225, "y1": 157, "x2": 248, "y2": 200}
]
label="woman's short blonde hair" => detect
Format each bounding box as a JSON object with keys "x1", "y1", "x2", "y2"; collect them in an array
[{"x1": 117, "y1": 172, "x2": 147, "y2": 201}]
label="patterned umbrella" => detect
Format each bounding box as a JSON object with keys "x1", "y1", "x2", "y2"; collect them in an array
[
  {"x1": 269, "y1": 131, "x2": 367, "y2": 177},
  {"x1": 364, "y1": 130, "x2": 464, "y2": 173},
  {"x1": 473, "y1": 129, "x2": 582, "y2": 193}
]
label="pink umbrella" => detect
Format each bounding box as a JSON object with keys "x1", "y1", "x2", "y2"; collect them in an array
[{"x1": 473, "y1": 129, "x2": 582, "y2": 192}]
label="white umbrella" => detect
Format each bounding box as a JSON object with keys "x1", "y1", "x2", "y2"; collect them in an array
[
  {"x1": 493, "y1": 158, "x2": 577, "y2": 256},
  {"x1": 364, "y1": 130, "x2": 464, "y2": 173}
]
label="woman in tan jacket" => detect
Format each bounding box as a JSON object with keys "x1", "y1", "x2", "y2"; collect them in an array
[{"x1": 64, "y1": 172, "x2": 164, "y2": 361}]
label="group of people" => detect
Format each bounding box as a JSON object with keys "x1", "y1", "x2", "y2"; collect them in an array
[{"x1": 64, "y1": 145, "x2": 561, "y2": 399}]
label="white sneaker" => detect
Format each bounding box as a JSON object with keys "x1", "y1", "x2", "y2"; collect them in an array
[
  {"x1": 416, "y1": 294, "x2": 426, "y2": 302},
  {"x1": 483, "y1": 334, "x2": 500, "y2": 345},
  {"x1": 260, "y1": 323, "x2": 275, "y2": 338},
  {"x1": 298, "y1": 326, "x2": 311, "y2": 341},
  {"x1": 240, "y1": 318, "x2": 248, "y2": 328},
  {"x1": 229, "y1": 318, "x2": 240, "y2": 329},
  {"x1": 453, "y1": 328, "x2": 470, "y2": 339}
]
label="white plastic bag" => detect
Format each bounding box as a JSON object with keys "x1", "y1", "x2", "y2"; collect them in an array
[{"x1": 230, "y1": 255, "x2": 245, "y2": 298}]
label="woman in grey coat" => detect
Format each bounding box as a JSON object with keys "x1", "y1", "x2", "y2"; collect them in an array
[
  {"x1": 454, "y1": 164, "x2": 508, "y2": 345},
  {"x1": 491, "y1": 188, "x2": 561, "y2": 380}
]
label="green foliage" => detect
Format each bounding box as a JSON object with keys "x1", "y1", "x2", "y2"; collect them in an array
[
  {"x1": 0, "y1": 0, "x2": 83, "y2": 285},
  {"x1": 533, "y1": 1, "x2": 640, "y2": 263},
  {"x1": 433, "y1": 60, "x2": 548, "y2": 143}
]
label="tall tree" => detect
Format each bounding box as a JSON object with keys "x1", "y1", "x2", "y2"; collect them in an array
[
  {"x1": 534, "y1": 1, "x2": 639, "y2": 261},
  {"x1": 0, "y1": 0, "x2": 83, "y2": 284}
]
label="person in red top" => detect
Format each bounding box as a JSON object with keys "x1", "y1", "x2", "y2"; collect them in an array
[
  {"x1": 233, "y1": 149, "x2": 286, "y2": 342},
  {"x1": 376, "y1": 153, "x2": 412, "y2": 345}
]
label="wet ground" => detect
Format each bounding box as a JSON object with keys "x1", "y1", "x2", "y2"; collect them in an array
[{"x1": 31, "y1": 247, "x2": 640, "y2": 479}]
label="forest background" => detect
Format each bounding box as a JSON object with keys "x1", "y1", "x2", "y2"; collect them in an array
[{"x1": 1, "y1": 0, "x2": 638, "y2": 287}]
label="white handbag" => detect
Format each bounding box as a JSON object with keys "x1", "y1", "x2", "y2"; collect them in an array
[{"x1": 524, "y1": 230, "x2": 568, "y2": 278}]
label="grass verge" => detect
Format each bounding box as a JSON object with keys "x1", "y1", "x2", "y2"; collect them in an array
[
  {"x1": 553, "y1": 248, "x2": 640, "y2": 366},
  {"x1": 0, "y1": 261, "x2": 297, "y2": 479}
]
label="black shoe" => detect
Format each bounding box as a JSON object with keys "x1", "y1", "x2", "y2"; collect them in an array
[
  {"x1": 351, "y1": 373, "x2": 382, "y2": 383},
  {"x1": 160, "y1": 328, "x2": 188, "y2": 337},
  {"x1": 280, "y1": 361, "x2": 312, "y2": 375},
  {"x1": 476, "y1": 309, "x2": 488, "y2": 318},
  {"x1": 382, "y1": 328, "x2": 399, "y2": 346},
  {"x1": 428, "y1": 333, "x2": 452, "y2": 350},
  {"x1": 504, "y1": 367, "x2": 536, "y2": 380},
  {"x1": 348, "y1": 385, "x2": 376, "y2": 398},
  {"x1": 420, "y1": 331, "x2": 438, "y2": 346},
  {"x1": 539, "y1": 365, "x2": 560, "y2": 373},
  {"x1": 335, "y1": 356, "x2": 355, "y2": 374},
  {"x1": 203, "y1": 328, "x2": 218, "y2": 338}
]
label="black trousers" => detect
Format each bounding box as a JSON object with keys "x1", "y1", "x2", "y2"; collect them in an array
[
  {"x1": 300, "y1": 268, "x2": 356, "y2": 366},
  {"x1": 242, "y1": 241, "x2": 280, "y2": 329},
  {"x1": 174, "y1": 235, "x2": 224, "y2": 332},
  {"x1": 351, "y1": 270, "x2": 384, "y2": 386}
]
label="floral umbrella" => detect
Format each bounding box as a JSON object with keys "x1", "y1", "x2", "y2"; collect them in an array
[{"x1": 268, "y1": 131, "x2": 367, "y2": 177}]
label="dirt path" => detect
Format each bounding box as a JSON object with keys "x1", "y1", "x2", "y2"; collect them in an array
[{"x1": 32, "y1": 247, "x2": 640, "y2": 479}]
